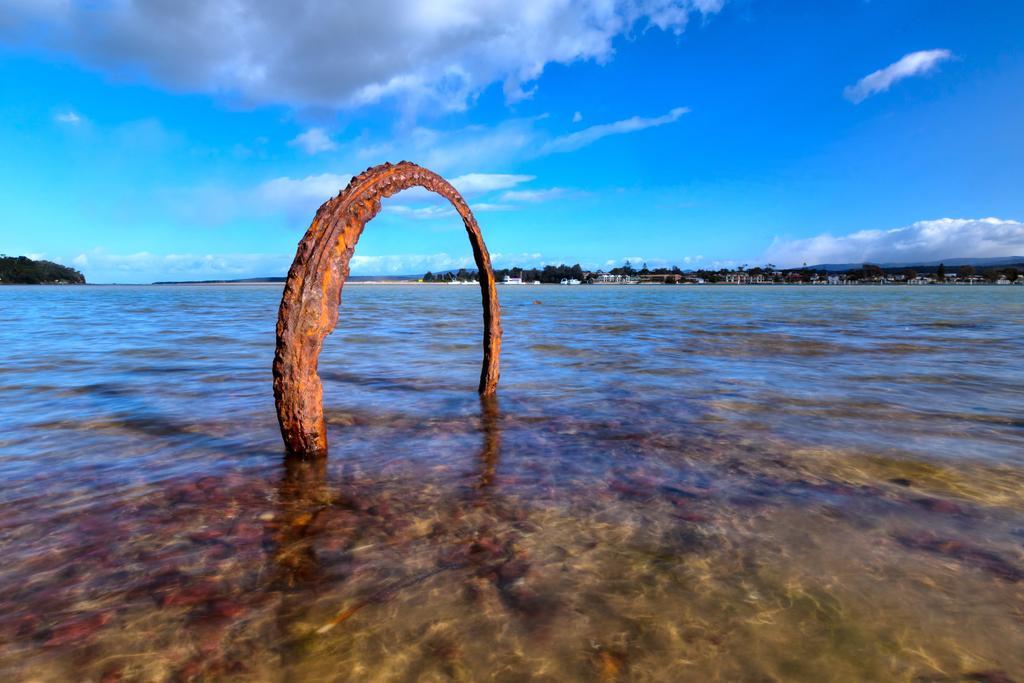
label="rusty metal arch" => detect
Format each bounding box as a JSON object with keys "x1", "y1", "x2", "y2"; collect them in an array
[{"x1": 272, "y1": 161, "x2": 502, "y2": 456}]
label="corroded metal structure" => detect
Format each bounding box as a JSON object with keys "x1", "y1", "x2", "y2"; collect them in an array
[{"x1": 273, "y1": 161, "x2": 502, "y2": 456}]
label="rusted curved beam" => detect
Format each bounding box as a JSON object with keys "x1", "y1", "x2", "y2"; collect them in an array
[{"x1": 273, "y1": 161, "x2": 503, "y2": 456}]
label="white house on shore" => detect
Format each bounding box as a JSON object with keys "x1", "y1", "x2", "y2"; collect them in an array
[{"x1": 593, "y1": 272, "x2": 628, "y2": 284}]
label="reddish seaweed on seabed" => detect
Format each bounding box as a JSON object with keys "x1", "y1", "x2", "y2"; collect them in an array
[{"x1": 2, "y1": 282, "x2": 1024, "y2": 680}]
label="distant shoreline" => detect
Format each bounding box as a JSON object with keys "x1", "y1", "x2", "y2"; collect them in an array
[
  {"x1": 51, "y1": 278, "x2": 1024, "y2": 286},
  {"x1": 151, "y1": 280, "x2": 424, "y2": 286}
]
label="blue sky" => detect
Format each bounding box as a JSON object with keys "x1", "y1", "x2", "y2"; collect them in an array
[{"x1": 1, "y1": 0, "x2": 1022, "y2": 282}]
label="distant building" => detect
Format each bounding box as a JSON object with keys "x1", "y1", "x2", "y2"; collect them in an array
[
  {"x1": 724, "y1": 272, "x2": 750, "y2": 284},
  {"x1": 589, "y1": 272, "x2": 640, "y2": 284},
  {"x1": 639, "y1": 273, "x2": 684, "y2": 284}
]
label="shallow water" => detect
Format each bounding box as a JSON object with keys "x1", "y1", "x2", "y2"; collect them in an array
[{"x1": 1, "y1": 284, "x2": 1023, "y2": 681}]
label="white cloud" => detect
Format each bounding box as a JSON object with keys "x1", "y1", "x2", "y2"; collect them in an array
[
  {"x1": 254, "y1": 172, "x2": 352, "y2": 212},
  {"x1": 257, "y1": 171, "x2": 530, "y2": 206},
  {"x1": 600, "y1": 256, "x2": 701, "y2": 270},
  {"x1": 490, "y1": 251, "x2": 546, "y2": 266},
  {"x1": 403, "y1": 119, "x2": 543, "y2": 172},
  {"x1": 382, "y1": 173, "x2": 538, "y2": 218},
  {"x1": 541, "y1": 106, "x2": 689, "y2": 153},
  {"x1": 385, "y1": 205, "x2": 457, "y2": 220},
  {"x1": 166, "y1": 167, "x2": 541, "y2": 230},
  {"x1": 349, "y1": 251, "x2": 552, "y2": 274},
  {"x1": 64, "y1": 247, "x2": 558, "y2": 281},
  {"x1": 53, "y1": 110, "x2": 82, "y2": 124},
  {"x1": 572, "y1": 111, "x2": 583, "y2": 123},
  {"x1": 288, "y1": 127, "x2": 336, "y2": 154},
  {"x1": 367, "y1": 109, "x2": 689, "y2": 174},
  {"x1": 763, "y1": 218, "x2": 1024, "y2": 267},
  {"x1": 708, "y1": 259, "x2": 737, "y2": 269},
  {"x1": 247, "y1": 170, "x2": 538, "y2": 224},
  {"x1": 65, "y1": 249, "x2": 293, "y2": 283},
  {"x1": 844, "y1": 49, "x2": 953, "y2": 104},
  {"x1": 0, "y1": 1, "x2": 721, "y2": 111},
  {"x1": 449, "y1": 173, "x2": 534, "y2": 194},
  {"x1": 386, "y1": 175, "x2": 583, "y2": 220},
  {"x1": 500, "y1": 187, "x2": 567, "y2": 202},
  {"x1": 471, "y1": 202, "x2": 515, "y2": 212},
  {"x1": 350, "y1": 252, "x2": 474, "y2": 275}
]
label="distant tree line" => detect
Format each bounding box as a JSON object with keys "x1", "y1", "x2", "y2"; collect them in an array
[
  {"x1": 422, "y1": 268, "x2": 478, "y2": 282},
  {"x1": 424, "y1": 263, "x2": 586, "y2": 283},
  {"x1": 0, "y1": 255, "x2": 85, "y2": 284},
  {"x1": 422, "y1": 259, "x2": 1022, "y2": 284},
  {"x1": 842, "y1": 262, "x2": 1020, "y2": 283}
]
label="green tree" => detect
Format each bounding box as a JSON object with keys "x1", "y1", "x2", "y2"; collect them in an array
[
  {"x1": 0, "y1": 255, "x2": 85, "y2": 284},
  {"x1": 863, "y1": 263, "x2": 883, "y2": 280}
]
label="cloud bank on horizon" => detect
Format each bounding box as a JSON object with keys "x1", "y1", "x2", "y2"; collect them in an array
[
  {"x1": 60, "y1": 217, "x2": 1024, "y2": 282},
  {"x1": 66, "y1": 248, "x2": 546, "y2": 281},
  {"x1": 764, "y1": 218, "x2": 1024, "y2": 268}
]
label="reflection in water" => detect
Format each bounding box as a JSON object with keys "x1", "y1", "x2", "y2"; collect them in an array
[
  {"x1": 270, "y1": 395, "x2": 508, "y2": 668},
  {"x1": 1, "y1": 285, "x2": 1023, "y2": 680},
  {"x1": 273, "y1": 456, "x2": 330, "y2": 591},
  {"x1": 472, "y1": 394, "x2": 501, "y2": 494}
]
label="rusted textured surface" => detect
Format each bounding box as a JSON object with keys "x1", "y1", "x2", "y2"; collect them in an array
[{"x1": 273, "y1": 161, "x2": 503, "y2": 456}]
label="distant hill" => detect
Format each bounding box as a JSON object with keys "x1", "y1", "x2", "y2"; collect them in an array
[
  {"x1": 808, "y1": 256, "x2": 1024, "y2": 272},
  {"x1": 152, "y1": 274, "x2": 416, "y2": 285},
  {"x1": 0, "y1": 255, "x2": 85, "y2": 284}
]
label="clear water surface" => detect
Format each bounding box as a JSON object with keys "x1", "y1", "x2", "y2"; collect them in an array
[{"x1": 1, "y1": 284, "x2": 1022, "y2": 681}]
